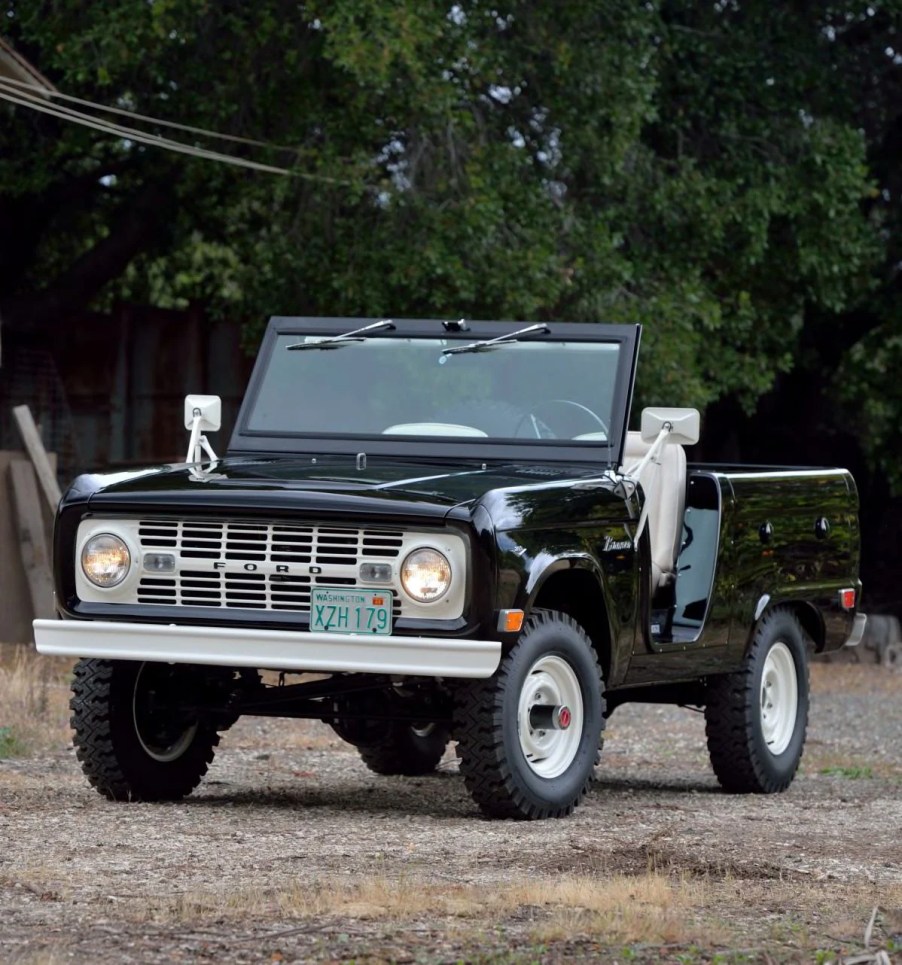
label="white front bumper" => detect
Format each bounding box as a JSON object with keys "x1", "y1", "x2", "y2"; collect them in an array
[{"x1": 33, "y1": 619, "x2": 502, "y2": 679}]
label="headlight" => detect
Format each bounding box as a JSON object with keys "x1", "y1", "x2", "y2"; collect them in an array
[
  {"x1": 81, "y1": 534, "x2": 131, "y2": 588},
  {"x1": 401, "y1": 548, "x2": 452, "y2": 603}
]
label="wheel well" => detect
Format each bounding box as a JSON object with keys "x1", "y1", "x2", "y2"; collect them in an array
[
  {"x1": 785, "y1": 602, "x2": 826, "y2": 652},
  {"x1": 753, "y1": 601, "x2": 825, "y2": 653},
  {"x1": 532, "y1": 569, "x2": 612, "y2": 681}
]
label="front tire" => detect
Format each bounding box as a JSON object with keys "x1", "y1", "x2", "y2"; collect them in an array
[
  {"x1": 704, "y1": 608, "x2": 810, "y2": 793},
  {"x1": 70, "y1": 659, "x2": 221, "y2": 801},
  {"x1": 454, "y1": 610, "x2": 605, "y2": 820}
]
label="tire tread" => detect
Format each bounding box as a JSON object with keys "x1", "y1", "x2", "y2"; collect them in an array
[
  {"x1": 704, "y1": 608, "x2": 809, "y2": 794},
  {"x1": 454, "y1": 610, "x2": 605, "y2": 820},
  {"x1": 70, "y1": 658, "x2": 219, "y2": 802},
  {"x1": 357, "y1": 724, "x2": 449, "y2": 776}
]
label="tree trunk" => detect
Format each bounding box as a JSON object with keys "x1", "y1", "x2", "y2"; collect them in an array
[{"x1": 0, "y1": 178, "x2": 176, "y2": 337}]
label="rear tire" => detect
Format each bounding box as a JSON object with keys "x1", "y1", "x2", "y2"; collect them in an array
[
  {"x1": 70, "y1": 659, "x2": 221, "y2": 801},
  {"x1": 453, "y1": 610, "x2": 605, "y2": 819},
  {"x1": 355, "y1": 722, "x2": 450, "y2": 776},
  {"x1": 704, "y1": 608, "x2": 810, "y2": 793}
]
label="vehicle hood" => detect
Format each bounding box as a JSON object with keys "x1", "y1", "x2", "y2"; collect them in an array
[{"x1": 70, "y1": 455, "x2": 613, "y2": 522}]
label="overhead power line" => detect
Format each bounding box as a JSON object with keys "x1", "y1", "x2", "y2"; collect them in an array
[
  {"x1": 0, "y1": 74, "x2": 299, "y2": 154},
  {"x1": 0, "y1": 80, "x2": 293, "y2": 175},
  {"x1": 0, "y1": 78, "x2": 350, "y2": 183}
]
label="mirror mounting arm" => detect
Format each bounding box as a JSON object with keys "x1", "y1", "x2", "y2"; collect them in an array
[
  {"x1": 623, "y1": 424, "x2": 671, "y2": 481},
  {"x1": 185, "y1": 411, "x2": 219, "y2": 465},
  {"x1": 622, "y1": 425, "x2": 670, "y2": 549},
  {"x1": 620, "y1": 406, "x2": 700, "y2": 551},
  {"x1": 183, "y1": 394, "x2": 222, "y2": 466}
]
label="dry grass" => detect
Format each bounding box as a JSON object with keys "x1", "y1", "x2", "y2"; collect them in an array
[
  {"x1": 810, "y1": 661, "x2": 901, "y2": 696},
  {"x1": 141, "y1": 871, "x2": 707, "y2": 935},
  {"x1": 134, "y1": 873, "x2": 902, "y2": 956},
  {"x1": 0, "y1": 866, "x2": 66, "y2": 894},
  {"x1": 0, "y1": 644, "x2": 72, "y2": 756},
  {"x1": 5, "y1": 948, "x2": 70, "y2": 965},
  {"x1": 140, "y1": 871, "x2": 724, "y2": 947},
  {"x1": 523, "y1": 873, "x2": 722, "y2": 946}
]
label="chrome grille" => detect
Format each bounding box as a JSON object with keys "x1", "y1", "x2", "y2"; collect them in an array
[{"x1": 134, "y1": 519, "x2": 404, "y2": 615}]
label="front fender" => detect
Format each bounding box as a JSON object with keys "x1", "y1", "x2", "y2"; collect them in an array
[
  {"x1": 523, "y1": 553, "x2": 606, "y2": 611},
  {"x1": 494, "y1": 530, "x2": 638, "y2": 687},
  {"x1": 477, "y1": 481, "x2": 638, "y2": 683}
]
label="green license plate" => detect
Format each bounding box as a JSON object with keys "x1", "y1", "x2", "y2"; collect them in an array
[{"x1": 310, "y1": 588, "x2": 394, "y2": 635}]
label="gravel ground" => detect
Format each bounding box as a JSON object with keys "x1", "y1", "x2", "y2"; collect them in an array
[{"x1": 0, "y1": 662, "x2": 900, "y2": 963}]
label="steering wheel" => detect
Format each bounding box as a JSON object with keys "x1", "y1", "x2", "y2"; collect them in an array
[{"x1": 515, "y1": 399, "x2": 609, "y2": 440}]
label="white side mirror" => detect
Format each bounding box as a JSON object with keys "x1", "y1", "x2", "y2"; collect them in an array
[
  {"x1": 640, "y1": 407, "x2": 700, "y2": 446},
  {"x1": 184, "y1": 394, "x2": 221, "y2": 466},
  {"x1": 184, "y1": 394, "x2": 222, "y2": 432}
]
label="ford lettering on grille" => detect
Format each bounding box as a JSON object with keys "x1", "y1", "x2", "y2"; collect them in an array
[{"x1": 135, "y1": 519, "x2": 404, "y2": 615}]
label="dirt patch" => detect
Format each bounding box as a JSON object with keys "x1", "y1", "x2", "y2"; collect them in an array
[{"x1": 0, "y1": 657, "x2": 900, "y2": 963}]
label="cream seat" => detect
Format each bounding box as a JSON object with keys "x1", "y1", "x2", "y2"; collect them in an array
[
  {"x1": 382, "y1": 423, "x2": 487, "y2": 437},
  {"x1": 619, "y1": 432, "x2": 687, "y2": 592}
]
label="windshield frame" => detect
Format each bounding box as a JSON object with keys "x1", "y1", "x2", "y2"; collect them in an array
[{"x1": 229, "y1": 317, "x2": 641, "y2": 466}]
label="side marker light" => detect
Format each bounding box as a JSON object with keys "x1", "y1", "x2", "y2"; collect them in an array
[
  {"x1": 498, "y1": 610, "x2": 525, "y2": 633},
  {"x1": 839, "y1": 588, "x2": 856, "y2": 611}
]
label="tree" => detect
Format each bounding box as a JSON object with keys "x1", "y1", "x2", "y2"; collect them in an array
[{"x1": 1, "y1": 1, "x2": 897, "y2": 487}]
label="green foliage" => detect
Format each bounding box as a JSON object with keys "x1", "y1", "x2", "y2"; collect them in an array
[
  {"x1": 0, "y1": 725, "x2": 24, "y2": 759},
  {"x1": 1, "y1": 1, "x2": 900, "y2": 477},
  {"x1": 819, "y1": 764, "x2": 874, "y2": 779},
  {"x1": 840, "y1": 324, "x2": 902, "y2": 489}
]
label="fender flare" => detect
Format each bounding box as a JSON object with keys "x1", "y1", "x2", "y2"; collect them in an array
[
  {"x1": 523, "y1": 554, "x2": 607, "y2": 613},
  {"x1": 518, "y1": 554, "x2": 625, "y2": 683},
  {"x1": 746, "y1": 595, "x2": 826, "y2": 655}
]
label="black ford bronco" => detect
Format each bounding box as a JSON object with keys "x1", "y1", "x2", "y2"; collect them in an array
[{"x1": 35, "y1": 317, "x2": 866, "y2": 819}]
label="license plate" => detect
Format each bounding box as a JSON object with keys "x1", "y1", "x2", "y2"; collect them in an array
[{"x1": 310, "y1": 588, "x2": 393, "y2": 635}]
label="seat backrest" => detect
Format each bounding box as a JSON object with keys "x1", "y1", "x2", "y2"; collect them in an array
[{"x1": 619, "y1": 431, "x2": 687, "y2": 591}]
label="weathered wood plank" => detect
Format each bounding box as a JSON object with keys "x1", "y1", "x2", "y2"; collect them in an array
[
  {"x1": 8, "y1": 460, "x2": 55, "y2": 621},
  {"x1": 12, "y1": 404, "x2": 62, "y2": 513}
]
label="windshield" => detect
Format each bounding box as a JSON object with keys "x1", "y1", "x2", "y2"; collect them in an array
[{"x1": 245, "y1": 335, "x2": 622, "y2": 445}]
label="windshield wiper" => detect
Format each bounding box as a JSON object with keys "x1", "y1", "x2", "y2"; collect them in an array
[
  {"x1": 440, "y1": 323, "x2": 550, "y2": 356},
  {"x1": 287, "y1": 319, "x2": 395, "y2": 351}
]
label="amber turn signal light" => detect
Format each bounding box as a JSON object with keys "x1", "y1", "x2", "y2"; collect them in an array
[{"x1": 497, "y1": 609, "x2": 525, "y2": 633}]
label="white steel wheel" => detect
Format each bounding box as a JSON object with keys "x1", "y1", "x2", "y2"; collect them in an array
[
  {"x1": 454, "y1": 609, "x2": 605, "y2": 819},
  {"x1": 132, "y1": 663, "x2": 199, "y2": 763},
  {"x1": 759, "y1": 641, "x2": 799, "y2": 756},
  {"x1": 705, "y1": 608, "x2": 810, "y2": 794},
  {"x1": 517, "y1": 654, "x2": 584, "y2": 779}
]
